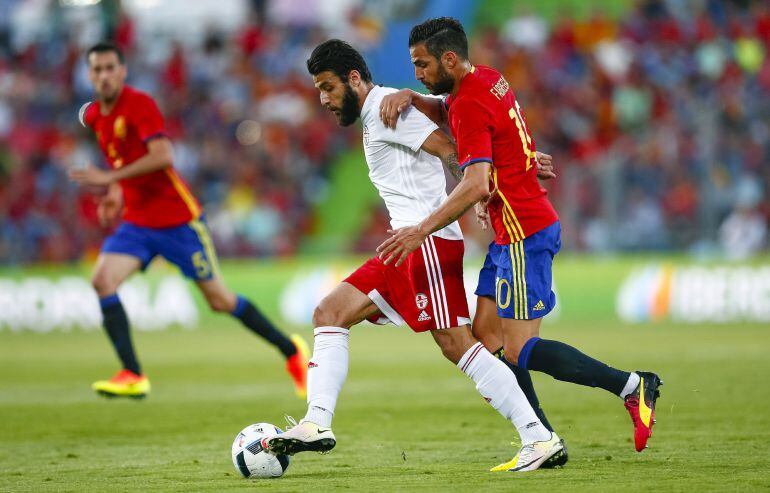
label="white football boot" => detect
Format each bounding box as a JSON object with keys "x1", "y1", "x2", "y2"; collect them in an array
[
  {"x1": 264, "y1": 417, "x2": 336, "y2": 456},
  {"x1": 508, "y1": 432, "x2": 565, "y2": 472}
]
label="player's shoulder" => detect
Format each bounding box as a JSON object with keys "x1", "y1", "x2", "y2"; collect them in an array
[
  {"x1": 367, "y1": 85, "x2": 436, "y2": 125},
  {"x1": 362, "y1": 85, "x2": 392, "y2": 117},
  {"x1": 453, "y1": 67, "x2": 501, "y2": 113},
  {"x1": 122, "y1": 85, "x2": 157, "y2": 106}
]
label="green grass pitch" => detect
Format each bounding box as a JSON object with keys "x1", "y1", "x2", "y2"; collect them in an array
[{"x1": 1, "y1": 320, "x2": 769, "y2": 492}]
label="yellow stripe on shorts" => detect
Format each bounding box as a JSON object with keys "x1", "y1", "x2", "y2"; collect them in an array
[{"x1": 189, "y1": 220, "x2": 221, "y2": 278}]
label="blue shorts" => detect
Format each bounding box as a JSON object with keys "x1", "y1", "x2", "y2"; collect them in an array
[
  {"x1": 475, "y1": 221, "x2": 561, "y2": 319},
  {"x1": 101, "y1": 218, "x2": 220, "y2": 281}
]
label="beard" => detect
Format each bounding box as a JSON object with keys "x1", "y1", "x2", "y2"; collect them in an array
[
  {"x1": 97, "y1": 84, "x2": 120, "y2": 104},
  {"x1": 423, "y1": 65, "x2": 455, "y2": 95},
  {"x1": 336, "y1": 83, "x2": 360, "y2": 127}
]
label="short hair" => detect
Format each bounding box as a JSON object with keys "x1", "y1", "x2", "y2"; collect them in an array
[
  {"x1": 306, "y1": 39, "x2": 372, "y2": 83},
  {"x1": 86, "y1": 41, "x2": 125, "y2": 64},
  {"x1": 409, "y1": 17, "x2": 468, "y2": 60}
]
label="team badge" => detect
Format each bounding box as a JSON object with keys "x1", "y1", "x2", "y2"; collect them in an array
[
  {"x1": 415, "y1": 293, "x2": 428, "y2": 310},
  {"x1": 113, "y1": 116, "x2": 127, "y2": 140}
]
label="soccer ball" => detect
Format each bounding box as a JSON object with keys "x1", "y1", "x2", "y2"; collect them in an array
[{"x1": 231, "y1": 423, "x2": 290, "y2": 479}]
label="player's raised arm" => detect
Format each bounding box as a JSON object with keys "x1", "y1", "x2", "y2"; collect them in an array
[{"x1": 380, "y1": 89, "x2": 447, "y2": 129}]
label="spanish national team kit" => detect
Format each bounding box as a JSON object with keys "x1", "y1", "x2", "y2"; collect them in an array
[
  {"x1": 82, "y1": 86, "x2": 219, "y2": 280},
  {"x1": 444, "y1": 65, "x2": 662, "y2": 454},
  {"x1": 344, "y1": 86, "x2": 470, "y2": 332},
  {"x1": 83, "y1": 84, "x2": 308, "y2": 400},
  {"x1": 445, "y1": 65, "x2": 560, "y2": 321}
]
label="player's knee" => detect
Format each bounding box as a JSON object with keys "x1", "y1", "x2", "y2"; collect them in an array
[
  {"x1": 312, "y1": 303, "x2": 338, "y2": 328},
  {"x1": 91, "y1": 272, "x2": 118, "y2": 297},
  {"x1": 208, "y1": 295, "x2": 234, "y2": 313}
]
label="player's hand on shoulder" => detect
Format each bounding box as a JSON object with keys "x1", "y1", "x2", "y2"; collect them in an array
[
  {"x1": 535, "y1": 151, "x2": 556, "y2": 180},
  {"x1": 379, "y1": 89, "x2": 413, "y2": 129}
]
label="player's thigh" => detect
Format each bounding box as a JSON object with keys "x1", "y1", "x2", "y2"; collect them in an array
[
  {"x1": 472, "y1": 295, "x2": 503, "y2": 351},
  {"x1": 195, "y1": 276, "x2": 237, "y2": 313},
  {"x1": 500, "y1": 317, "x2": 543, "y2": 365},
  {"x1": 430, "y1": 324, "x2": 477, "y2": 364},
  {"x1": 313, "y1": 282, "x2": 379, "y2": 329},
  {"x1": 91, "y1": 253, "x2": 143, "y2": 296},
  {"x1": 156, "y1": 219, "x2": 221, "y2": 282}
]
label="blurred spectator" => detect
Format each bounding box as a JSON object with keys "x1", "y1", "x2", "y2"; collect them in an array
[
  {"x1": 0, "y1": 0, "x2": 359, "y2": 263},
  {"x1": 719, "y1": 174, "x2": 767, "y2": 260},
  {"x1": 1, "y1": 0, "x2": 769, "y2": 263},
  {"x1": 468, "y1": 0, "x2": 770, "y2": 255}
]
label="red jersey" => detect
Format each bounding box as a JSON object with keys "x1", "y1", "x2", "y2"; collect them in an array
[
  {"x1": 82, "y1": 85, "x2": 201, "y2": 228},
  {"x1": 445, "y1": 65, "x2": 558, "y2": 244}
]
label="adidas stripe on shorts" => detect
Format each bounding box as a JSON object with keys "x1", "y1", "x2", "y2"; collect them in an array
[{"x1": 344, "y1": 235, "x2": 471, "y2": 332}]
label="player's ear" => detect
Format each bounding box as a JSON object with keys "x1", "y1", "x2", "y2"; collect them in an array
[
  {"x1": 348, "y1": 69, "x2": 361, "y2": 87},
  {"x1": 443, "y1": 51, "x2": 458, "y2": 70}
]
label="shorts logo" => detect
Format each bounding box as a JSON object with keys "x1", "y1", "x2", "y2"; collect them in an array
[
  {"x1": 415, "y1": 293, "x2": 429, "y2": 310},
  {"x1": 308, "y1": 361, "x2": 318, "y2": 369},
  {"x1": 418, "y1": 310, "x2": 431, "y2": 322},
  {"x1": 533, "y1": 300, "x2": 545, "y2": 311}
]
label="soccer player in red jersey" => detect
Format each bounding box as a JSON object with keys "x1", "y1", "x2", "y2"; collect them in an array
[
  {"x1": 377, "y1": 18, "x2": 662, "y2": 460},
  {"x1": 69, "y1": 42, "x2": 308, "y2": 399}
]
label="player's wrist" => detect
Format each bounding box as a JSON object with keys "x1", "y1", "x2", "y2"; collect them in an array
[{"x1": 416, "y1": 220, "x2": 431, "y2": 237}]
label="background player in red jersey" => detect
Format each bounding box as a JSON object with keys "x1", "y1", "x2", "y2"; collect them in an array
[
  {"x1": 69, "y1": 42, "x2": 308, "y2": 399},
  {"x1": 377, "y1": 18, "x2": 662, "y2": 461}
]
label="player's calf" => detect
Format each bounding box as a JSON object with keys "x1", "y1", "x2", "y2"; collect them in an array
[{"x1": 430, "y1": 324, "x2": 477, "y2": 364}]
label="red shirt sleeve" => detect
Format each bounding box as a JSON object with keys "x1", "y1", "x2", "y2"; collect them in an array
[
  {"x1": 130, "y1": 93, "x2": 166, "y2": 142},
  {"x1": 81, "y1": 102, "x2": 98, "y2": 128},
  {"x1": 450, "y1": 97, "x2": 494, "y2": 170}
]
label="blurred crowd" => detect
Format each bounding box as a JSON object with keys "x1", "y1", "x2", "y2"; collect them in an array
[
  {"x1": 0, "y1": 0, "x2": 368, "y2": 263},
  {"x1": 469, "y1": 0, "x2": 769, "y2": 256},
  {"x1": 0, "y1": 0, "x2": 768, "y2": 264}
]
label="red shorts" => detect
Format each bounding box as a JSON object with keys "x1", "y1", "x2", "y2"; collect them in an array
[{"x1": 344, "y1": 235, "x2": 470, "y2": 332}]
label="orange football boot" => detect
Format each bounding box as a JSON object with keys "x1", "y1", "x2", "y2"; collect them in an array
[
  {"x1": 624, "y1": 371, "x2": 662, "y2": 451},
  {"x1": 286, "y1": 334, "x2": 310, "y2": 399}
]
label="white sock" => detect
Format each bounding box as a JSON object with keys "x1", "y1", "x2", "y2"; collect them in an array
[
  {"x1": 619, "y1": 372, "x2": 641, "y2": 399},
  {"x1": 458, "y1": 342, "x2": 551, "y2": 444},
  {"x1": 303, "y1": 326, "x2": 349, "y2": 428}
]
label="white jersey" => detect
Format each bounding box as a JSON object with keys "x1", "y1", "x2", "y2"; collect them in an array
[{"x1": 360, "y1": 86, "x2": 463, "y2": 241}]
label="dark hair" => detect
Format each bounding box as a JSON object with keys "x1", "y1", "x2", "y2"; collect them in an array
[
  {"x1": 86, "y1": 41, "x2": 125, "y2": 64},
  {"x1": 409, "y1": 17, "x2": 468, "y2": 60},
  {"x1": 306, "y1": 39, "x2": 372, "y2": 83}
]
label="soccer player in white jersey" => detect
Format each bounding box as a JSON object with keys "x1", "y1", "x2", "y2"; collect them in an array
[{"x1": 263, "y1": 39, "x2": 564, "y2": 472}]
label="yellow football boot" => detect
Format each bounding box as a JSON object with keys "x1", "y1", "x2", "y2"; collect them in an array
[
  {"x1": 92, "y1": 369, "x2": 150, "y2": 399},
  {"x1": 490, "y1": 436, "x2": 568, "y2": 471}
]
